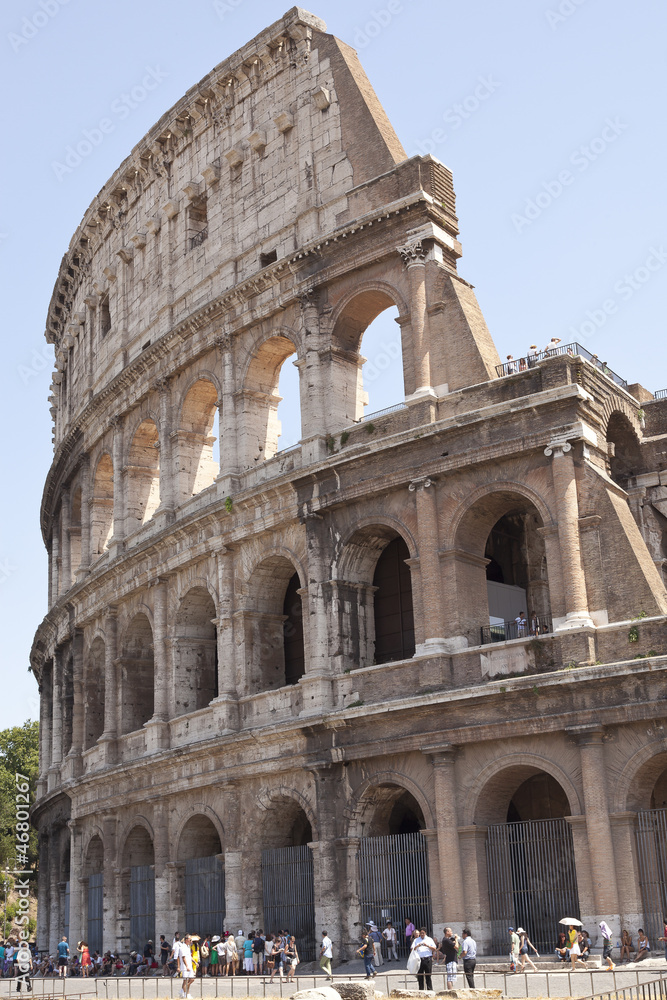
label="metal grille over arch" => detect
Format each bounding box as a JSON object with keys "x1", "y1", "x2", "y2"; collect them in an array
[
  {"x1": 185, "y1": 856, "x2": 225, "y2": 937},
  {"x1": 261, "y1": 845, "x2": 316, "y2": 961},
  {"x1": 87, "y1": 872, "x2": 103, "y2": 955},
  {"x1": 635, "y1": 808, "x2": 667, "y2": 946},
  {"x1": 129, "y1": 864, "x2": 155, "y2": 952}
]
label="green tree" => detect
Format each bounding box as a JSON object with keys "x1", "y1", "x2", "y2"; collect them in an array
[{"x1": 0, "y1": 721, "x2": 39, "y2": 873}]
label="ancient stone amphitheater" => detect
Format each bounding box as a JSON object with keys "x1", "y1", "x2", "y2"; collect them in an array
[{"x1": 31, "y1": 6, "x2": 667, "y2": 964}]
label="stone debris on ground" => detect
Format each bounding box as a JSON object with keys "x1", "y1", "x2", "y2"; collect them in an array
[
  {"x1": 291, "y1": 988, "x2": 343, "y2": 1000},
  {"x1": 332, "y1": 983, "x2": 379, "y2": 1000}
]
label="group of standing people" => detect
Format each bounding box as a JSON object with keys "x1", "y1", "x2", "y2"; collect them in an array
[{"x1": 402, "y1": 925, "x2": 477, "y2": 992}]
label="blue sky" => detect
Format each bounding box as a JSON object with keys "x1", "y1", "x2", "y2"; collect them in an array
[{"x1": 1, "y1": 0, "x2": 665, "y2": 729}]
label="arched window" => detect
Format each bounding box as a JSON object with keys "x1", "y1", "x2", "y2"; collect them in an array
[
  {"x1": 239, "y1": 336, "x2": 300, "y2": 467},
  {"x1": 126, "y1": 420, "x2": 160, "y2": 527},
  {"x1": 84, "y1": 637, "x2": 105, "y2": 749},
  {"x1": 283, "y1": 573, "x2": 305, "y2": 685},
  {"x1": 176, "y1": 379, "x2": 219, "y2": 502},
  {"x1": 120, "y1": 613, "x2": 154, "y2": 734},
  {"x1": 91, "y1": 454, "x2": 114, "y2": 556},
  {"x1": 373, "y1": 536, "x2": 415, "y2": 664},
  {"x1": 173, "y1": 588, "x2": 218, "y2": 716},
  {"x1": 484, "y1": 509, "x2": 551, "y2": 638},
  {"x1": 244, "y1": 556, "x2": 305, "y2": 692}
]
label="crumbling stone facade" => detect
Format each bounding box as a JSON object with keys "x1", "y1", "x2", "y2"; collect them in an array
[{"x1": 31, "y1": 7, "x2": 667, "y2": 960}]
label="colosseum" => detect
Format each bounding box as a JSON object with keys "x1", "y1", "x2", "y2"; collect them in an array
[{"x1": 31, "y1": 6, "x2": 667, "y2": 964}]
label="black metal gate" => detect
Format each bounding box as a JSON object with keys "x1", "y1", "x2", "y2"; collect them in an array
[
  {"x1": 358, "y1": 832, "x2": 432, "y2": 956},
  {"x1": 185, "y1": 856, "x2": 225, "y2": 936},
  {"x1": 261, "y1": 845, "x2": 316, "y2": 962},
  {"x1": 636, "y1": 808, "x2": 667, "y2": 946},
  {"x1": 486, "y1": 818, "x2": 579, "y2": 954},
  {"x1": 87, "y1": 872, "x2": 103, "y2": 954},
  {"x1": 129, "y1": 864, "x2": 155, "y2": 953}
]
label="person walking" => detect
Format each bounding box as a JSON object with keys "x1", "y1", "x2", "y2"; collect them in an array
[
  {"x1": 404, "y1": 917, "x2": 415, "y2": 947},
  {"x1": 460, "y1": 929, "x2": 477, "y2": 987},
  {"x1": 440, "y1": 927, "x2": 459, "y2": 990},
  {"x1": 383, "y1": 922, "x2": 398, "y2": 961},
  {"x1": 253, "y1": 930, "x2": 264, "y2": 975},
  {"x1": 319, "y1": 930, "x2": 333, "y2": 981},
  {"x1": 517, "y1": 928, "x2": 539, "y2": 972},
  {"x1": 599, "y1": 921, "x2": 615, "y2": 971},
  {"x1": 368, "y1": 922, "x2": 383, "y2": 967},
  {"x1": 57, "y1": 938, "x2": 69, "y2": 978},
  {"x1": 269, "y1": 933, "x2": 284, "y2": 983},
  {"x1": 357, "y1": 930, "x2": 375, "y2": 979},
  {"x1": 286, "y1": 936, "x2": 299, "y2": 982},
  {"x1": 15, "y1": 944, "x2": 32, "y2": 993},
  {"x1": 411, "y1": 927, "x2": 437, "y2": 992},
  {"x1": 509, "y1": 927, "x2": 520, "y2": 971},
  {"x1": 175, "y1": 934, "x2": 194, "y2": 999}
]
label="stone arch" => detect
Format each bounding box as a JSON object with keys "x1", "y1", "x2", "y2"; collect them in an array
[
  {"x1": 256, "y1": 786, "x2": 318, "y2": 846},
  {"x1": 177, "y1": 812, "x2": 223, "y2": 861},
  {"x1": 126, "y1": 418, "x2": 160, "y2": 527},
  {"x1": 238, "y1": 333, "x2": 300, "y2": 468},
  {"x1": 173, "y1": 586, "x2": 218, "y2": 716},
  {"x1": 329, "y1": 282, "x2": 409, "y2": 429},
  {"x1": 464, "y1": 754, "x2": 583, "y2": 827},
  {"x1": 612, "y1": 742, "x2": 667, "y2": 812},
  {"x1": 70, "y1": 485, "x2": 82, "y2": 582},
  {"x1": 91, "y1": 452, "x2": 114, "y2": 557},
  {"x1": 83, "y1": 635, "x2": 105, "y2": 749},
  {"x1": 119, "y1": 819, "x2": 155, "y2": 867},
  {"x1": 242, "y1": 552, "x2": 306, "y2": 692},
  {"x1": 600, "y1": 397, "x2": 643, "y2": 442},
  {"x1": 173, "y1": 805, "x2": 225, "y2": 859},
  {"x1": 119, "y1": 820, "x2": 156, "y2": 950},
  {"x1": 605, "y1": 410, "x2": 643, "y2": 485},
  {"x1": 83, "y1": 831, "x2": 105, "y2": 876},
  {"x1": 119, "y1": 612, "x2": 154, "y2": 734},
  {"x1": 334, "y1": 521, "x2": 416, "y2": 668},
  {"x1": 175, "y1": 377, "x2": 220, "y2": 502},
  {"x1": 448, "y1": 483, "x2": 555, "y2": 642},
  {"x1": 348, "y1": 771, "x2": 435, "y2": 839}
]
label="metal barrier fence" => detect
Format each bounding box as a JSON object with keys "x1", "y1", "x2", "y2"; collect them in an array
[
  {"x1": 480, "y1": 614, "x2": 552, "y2": 645},
  {"x1": 654, "y1": 389, "x2": 667, "y2": 400},
  {"x1": 495, "y1": 342, "x2": 628, "y2": 387},
  {"x1": 636, "y1": 807, "x2": 667, "y2": 946},
  {"x1": 261, "y1": 845, "x2": 316, "y2": 963},
  {"x1": 9, "y1": 967, "x2": 667, "y2": 999}
]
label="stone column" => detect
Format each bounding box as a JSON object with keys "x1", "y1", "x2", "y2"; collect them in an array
[
  {"x1": 300, "y1": 515, "x2": 334, "y2": 712},
  {"x1": 37, "y1": 833, "x2": 50, "y2": 950},
  {"x1": 397, "y1": 240, "x2": 433, "y2": 398},
  {"x1": 69, "y1": 629, "x2": 84, "y2": 775},
  {"x1": 544, "y1": 440, "x2": 593, "y2": 628},
  {"x1": 457, "y1": 825, "x2": 489, "y2": 950},
  {"x1": 335, "y1": 837, "x2": 360, "y2": 959},
  {"x1": 155, "y1": 377, "x2": 175, "y2": 520},
  {"x1": 311, "y1": 767, "x2": 343, "y2": 949},
  {"x1": 409, "y1": 477, "x2": 450, "y2": 655},
  {"x1": 77, "y1": 457, "x2": 91, "y2": 580},
  {"x1": 420, "y1": 828, "x2": 445, "y2": 939},
  {"x1": 146, "y1": 579, "x2": 170, "y2": 751},
  {"x1": 60, "y1": 489, "x2": 71, "y2": 593},
  {"x1": 67, "y1": 820, "x2": 83, "y2": 951},
  {"x1": 109, "y1": 416, "x2": 125, "y2": 552},
  {"x1": 51, "y1": 533, "x2": 60, "y2": 606},
  {"x1": 610, "y1": 812, "x2": 644, "y2": 930},
  {"x1": 48, "y1": 835, "x2": 62, "y2": 954},
  {"x1": 38, "y1": 663, "x2": 53, "y2": 796},
  {"x1": 101, "y1": 813, "x2": 118, "y2": 951},
  {"x1": 570, "y1": 726, "x2": 620, "y2": 933},
  {"x1": 50, "y1": 647, "x2": 64, "y2": 776},
  {"x1": 223, "y1": 785, "x2": 243, "y2": 932},
  {"x1": 153, "y1": 802, "x2": 170, "y2": 936},
  {"x1": 100, "y1": 608, "x2": 118, "y2": 765},
  {"x1": 212, "y1": 547, "x2": 240, "y2": 731},
  {"x1": 217, "y1": 334, "x2": 240, "y2": 494},
  {"x1": 427, "y1": 747, "x2": 466, "y2": 924}
]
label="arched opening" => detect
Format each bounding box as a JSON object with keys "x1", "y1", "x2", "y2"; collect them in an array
[
  {"x1": 84, "y1": 637, "x2": 105, "y2": 749},
  {"x1": 243, "y1": 556, "x2": 305, "y2": 693},
  {"x1": 651, "y1": 764, "x2": 667, "y2": 810},
  {"x1": 358, "y1": 784, "x2": 430, "y2": 953},
  {"x1": 121, "y1": 826, "x2": 155, "y2": 953},
  {"x1": 454, "y1": 491, "x2": 553, "y2": 643},
  {"x1": 91, "y1": 453, "x2": 114, "y2": 557},
  {"x1": 607, "y1": 412, "x2": 643, "y2": 486},
  {"x1": 276, "y1": 350, "x2": 300, "y2": 451},
  {"x1": 239, "y1": 335, "x2": 300, "y2": 468},
  {"x1": 330, "y1": 291, "x2": 405, "y2": 430},
  {"x1": 62, "y1": 650, "x2": 74, "y2": 757},
  {"x1": 176, "y1": 379, "x2": 220, "y2": 502},
  {"x1": 173, "y1": 588, "x2": 217, "y2": 716},
  {"x1": 261, "y1": 800, "x2": 316, "y2": 959},
  {"x1": 373, "y1": 536, "x2": 415, "y2": 664},
  {"x1": 120, "y1": 614, "x2": 154, "y2": 734},
  {"x1": 178, "y1": 815, "x2": 225, "y2": 938},
  {"x1": 478, "y1": 766, "x2": 577, "y2": 954},
  {"x1": 631, "y1": 754, "x2": 667, "y2": 946},
  {"x1": 70, "y1": 487, "x2": 82, "y2": 582},
  {"x1": 126, "y1": 419, "x2": 160, "y2": 527},
  {"x1": 84, "y1": 835, "x2": 104, "y2": 955}
]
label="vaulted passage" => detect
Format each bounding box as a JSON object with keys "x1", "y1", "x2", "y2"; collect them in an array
[
  {"x1": 283, "y1": 573, "x2": 305, "y2": 685},
  {"x1": 244, "y1": 556, "x2": 305, "y2": 693},
  {"x1": 173, "y1": 588, "x2": 218, "y2": 716},
  {"x1": 373, "y1": 536, "x2": 415, "y2": 663},
  {"x1": 120, "y1": 613, "x2": 154, "y2": 734}
]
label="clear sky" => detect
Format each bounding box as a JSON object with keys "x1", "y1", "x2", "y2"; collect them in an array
[{"x1": 1, "y1": 0, "x2": 665, "y2": 729}]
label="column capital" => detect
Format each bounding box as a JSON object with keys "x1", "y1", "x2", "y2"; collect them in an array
[
  {"x1": 397, "y1": 239, "x2": 426, "y2": 266},
  {"x1": 408, "y1": 475, "x2": 436, "y2": 492},
  {"x1": 544, "y1": 440, "x2": 572, "y2": 458},
  {"x1": 567, "y1": 724, "x2": 606, "y2": 746},
  {"x1": 152, "y1": 374, "x2": 172, "y2": 394},
  {"x1": 422, "y1": 743, "x2": 459, "y2": 766}
]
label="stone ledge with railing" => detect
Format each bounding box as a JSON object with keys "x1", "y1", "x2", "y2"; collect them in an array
[{"x1": 496, "y1": 341, "x2": 628, "y2": 388}]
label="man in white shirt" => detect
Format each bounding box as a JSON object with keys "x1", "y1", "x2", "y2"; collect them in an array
[
  {"x1": 383, "y1": 922, "x2": 398, "y2": 961},
  {"x1": 174, "y1": 934, "x2": 194, "y2": 999},
  {"x1": 319, "y1": 931, "x2": 333, "y2": 981},
  {"x1": 410, "y1": 927, "x2": 436, "y2": 992}
]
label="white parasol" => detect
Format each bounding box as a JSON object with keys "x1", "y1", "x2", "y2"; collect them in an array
[{"x1": 558, "y1": 917, "x2": 583, "y2": 927}]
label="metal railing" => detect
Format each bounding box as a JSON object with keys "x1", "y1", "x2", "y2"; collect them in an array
[
  {"x1": 190, "y1": 227, "x2": 208, "y2": 249},
  {"x1": 496, "y1": 342, "x2": 628, "y2": 387},
  {"x1": 655, "y1": 389, "x2": 667, "y2": 400},
  {"x1": 480, "y1": 614, "x2": 552, "y2": 645},
  {"x1": 579, "y1": 975, "x2": 667, "y2": 1000},
  {"x1": 362, "y1": 401, "x2": 408, "y2": 421}
]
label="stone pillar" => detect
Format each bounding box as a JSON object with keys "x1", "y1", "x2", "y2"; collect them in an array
[
  {"x1": 610, "y1": 812, "x2": 644, "y2": 930},
  {"x1": 427, "y1": 748, "x2": 466, "y2": 925},
  {"x1": 311, "y1": 768, "x2": 343, "y2": 950},
  {"x1": 457, "y1": 825, "x2": 489, "y2": 950},
  {"x1": 109, "y1": 416, "x2": 125, "y2": 551},
  {"x1": 420, "y1": 828, "x2": 445, "y2": 939},
  {"x1": 570, "y1": 726, "x2": 620, "y2": 934},
  {"x1": 146, "y1": 579, "x2": 170, "y2": 751},
  {"x1": 67, "y1": 820, "x2": 83, "y2": 951},
  {"x1": 212, "y1": 547, "x2": 240, "y2": 731},
  {"x1": 101, "y1": 813, "x2": 118, "y2": 952},
  {"x1": 217, "y1": 334, "x2": 240, "y2": 494},
  {"x1": 300, "y1": 515, "x2": 334, "y2": 712},
  {"x1": 69, "y1": 629, "x2": 84, "y2": 774},
  {"x1": 409, "y1": 477, "x2": 450, "y2": 655},
  {"x1": 224, "y1": 850, "x2": 243, "y2": 931},
  {"x1": 37, "y1": 834, "x2": 49, "y2": 950},
  {"x1": 60, "y1": 490, "x2": 71, "y2": 593},
  {"x1": 156, "y1": 377, "x2": 175, "y2": 520},
  {"x1": 100, "y1": 608, "x2": 118, "y2": 764},
  {"x1": 565, "y1": 814, "x2": 596, "y2": 925},
  {"x1": 48, "y1": 836, "x2": 61, "y2": 954},
  {"x1": 50, "y1": 647, "x2": 64, "y2": 776},
  {"x1": 335, "y1": 837, "x2": 361, "y2": 959},
  {"x1": 297, "y1": 292, "x2": 326, "y2": 463},
  {"x1": 38, "y1": 663, "x2": 53, "y2": 796},
  {"x1": 153, "y1": 802, "x2": 170, "y2": 936},
  {"x1": 77, "y1": 457, "x2": 91, "y2": 580},
  {"x1": 398, "y1": 240, "x2": 433, "y2": 398},
  {"x1": 544, "y1": 440, "x2": 593, "y2": 628}
]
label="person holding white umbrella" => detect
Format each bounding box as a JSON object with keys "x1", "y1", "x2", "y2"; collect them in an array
[{"x1": 599, "y1": 921, "x2": 615, "y2": 971}]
